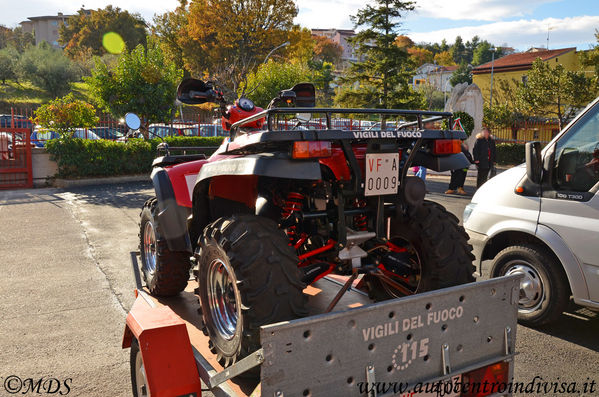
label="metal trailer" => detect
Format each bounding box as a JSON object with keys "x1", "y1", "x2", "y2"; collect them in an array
[{"x1": 123, "y1": 252, "x2": 521, "y2": 397}]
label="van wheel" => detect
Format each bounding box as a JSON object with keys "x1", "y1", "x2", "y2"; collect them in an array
[{"x1": 492, "y1": 244, "x2": 570, "y2": 327}]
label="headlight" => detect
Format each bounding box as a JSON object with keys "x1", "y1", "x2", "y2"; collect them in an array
[{"x1": 463, "y1": 203, "x2": 477, "y2": 224}]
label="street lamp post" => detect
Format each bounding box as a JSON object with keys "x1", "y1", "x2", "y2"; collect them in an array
[
  {"x1": 263, "y1": 41, "x2": 290, "y2": 64},
  {"x1": 489, "y1": 46, "x2": 497, "y2": 110}
]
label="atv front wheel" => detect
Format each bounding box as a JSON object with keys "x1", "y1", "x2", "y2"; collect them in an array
[
  {"x1": 139, "y1": 198, "x2": 191, "y2": 296},
  {"x1": 196, "y1": 214, "x2": 308, "y2": 367},
  {"x1": 365, "y1": 201, "x2": 475, "y2": 301}
]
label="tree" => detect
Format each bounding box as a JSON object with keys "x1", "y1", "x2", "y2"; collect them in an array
[
  {"x1": 313, "y1": 36, "x2": 343, "y2": 65},
  {"x1": 18, "y1": 44, "x2": 79, "y2": 97},
  {"x1": 434, "y1": 50, "x2": 455, "y2": 66},
  {"x1": 394, "y1": 35, "x2": 414, "y2": 48},
  {"x1": 310, "y1": 60, "x2": 336, "y2": 105},
  {"x1": 287, "y1": 26, "x2": 315, "y2": 63},
  {"x1": 0, "y1": 26, "x2": 34, "y2": 52},
  {"x1": 336, "y1": 0, "x2": 423, "y2": 110},
  {"x1": 238, "y1": 60, "x2": 312, "y2": 108},
  {"x1": 408, "y1": 47, "x2": 433, "y2": 66},
  {"x1": 33, "y1": 94, "x2": 98, "y2": 138},
  {"x1": 580, "y1": 30, "x2": 599, "y2": 88},
  {"x1": 517, "y1": 58, "x2": 597, "y2": 130},
  {"x1": 450, "y1": 63, "x2": 472, "y2": 86},
  {"x1": 472, "y1": 41, "x2": 504, "y2": 66},
  {"x1": 86, "y1": 40, "x2": 183, "y2": 137},
  {"x1": 60, "y1": 6, "x2": 147, "y2": 57},
  {"x1": 0, "y1": 47, "x2": 18, "y2": 84},
  {"x1": 183, "y1": 0, "x2": 298, "y2": 95},
  {"x1": 152, "y1": 3, "x2": 190, "y2": 71},
  {"x1": 450, "y1": 36, "x2": 468, "y2": 64}
]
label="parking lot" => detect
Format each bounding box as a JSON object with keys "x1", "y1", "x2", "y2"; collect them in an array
[{"x1": 1, "y1": 178, "x2": 598, "y2": 396}]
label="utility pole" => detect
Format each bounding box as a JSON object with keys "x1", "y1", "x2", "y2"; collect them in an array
[{"x1": 489, "y1": 47, "x2": 497, "y2": 109}]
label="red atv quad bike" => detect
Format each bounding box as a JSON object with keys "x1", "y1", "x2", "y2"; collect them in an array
[{"x1": 138, "y1": 78, "x2": 475, "y2": 369}]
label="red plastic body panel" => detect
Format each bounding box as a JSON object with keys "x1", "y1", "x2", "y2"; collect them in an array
[
  {"x1": 122, "y1": 296, "x2": 202, "y2": 397},
  {"x1": 209, "y1": 174, "x2": 259, "y2": 209},
  {"x1": 319, "y1": 144, "x2": 368, "y2": 181},
  {"x1": 222, "y1": 103, "x2": 264, "y2": 130},
  {"x1": 165, "y1": 160, "x2": 207, "y2": 208}
]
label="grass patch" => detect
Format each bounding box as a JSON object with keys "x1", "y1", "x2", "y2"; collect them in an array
[{"x1": 0, "y1": 80, "x2": 92, "y2": 112}]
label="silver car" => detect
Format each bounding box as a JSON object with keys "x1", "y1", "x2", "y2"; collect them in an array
[{"x1": 464, "y1": 98, "x2": 599, "y2": 326}]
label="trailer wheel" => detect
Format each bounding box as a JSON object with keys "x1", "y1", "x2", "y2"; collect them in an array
[
  {"x1": 139, "y1": 198, "x2": 191, "y2": 296},
  {"x1": 365, "y1": 201, "x2": 475, "y2": 301},
  {"x1": 130, "y1": 339, "x2": 149, "y2": 397},
  {"x1": 492, "y1": 244, "x2": 569, "y2": 327},
  {"x1": 196, "y1": 214, "x2": 308, "y2": 368}
]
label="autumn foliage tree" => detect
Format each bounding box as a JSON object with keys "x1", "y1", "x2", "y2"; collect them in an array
[
  {"x1": 313, "y1": 36, "x2": 343, "y2": 65},
  {"x1": 180, "y1": 0, "x2": 298, "y2": 95},
  {"x1": 33, "y1": 93, "x2": 98, "y2": 138},
  {"x1": 60, "y1": 6, "x2": 147, "y2": 57}
]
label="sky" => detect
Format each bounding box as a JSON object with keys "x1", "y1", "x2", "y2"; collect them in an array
[{"x1": 2, "y1": 0, "x2": 598, "y2": 51}]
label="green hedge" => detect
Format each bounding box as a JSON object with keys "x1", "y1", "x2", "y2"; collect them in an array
[
  {"x1": 496, "y1": 143, "x2": 525, "y2": 165},
  {"x1": 46, "y1": 136, "x2": 225, "y2": 178}
]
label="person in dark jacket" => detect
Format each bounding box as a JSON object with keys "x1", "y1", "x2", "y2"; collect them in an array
[
  {"x1": 473, "y1": 127, "x2": 496, "y2": 188},
  {"x1": 446, "y1": 142, "x2": 473, "y2": 195}
]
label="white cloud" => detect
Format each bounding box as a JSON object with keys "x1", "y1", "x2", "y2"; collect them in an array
[
  {"x1": 408, "y1": 16, "x2": 599, "y2": 50},
  {"x1": 295, "y1": 0, "x2": 361, "y2": 29},
  {"x1": 411, "y1": 0, "x2": 558, "y2": 21}
]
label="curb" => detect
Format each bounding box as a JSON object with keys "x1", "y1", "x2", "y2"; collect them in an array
[{"x1": 53, "y1": 174, "x2": 149, "y2": 188}]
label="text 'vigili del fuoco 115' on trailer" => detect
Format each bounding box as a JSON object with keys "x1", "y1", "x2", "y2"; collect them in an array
[{"x1": 122, "y1": 79, "x2": 521, "y2": 396}]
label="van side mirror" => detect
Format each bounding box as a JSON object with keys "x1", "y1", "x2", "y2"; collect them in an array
[
  {"x1": 177, "y1": 78, "x2": 219, "y2": 105},
  {"x1": 525, "y1": 141, "x2": 542, "y2": 184}
]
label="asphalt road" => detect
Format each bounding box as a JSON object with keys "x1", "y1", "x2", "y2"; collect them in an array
[{"x1": 0, "y1": 178, "x2": 597, "y2": 396}]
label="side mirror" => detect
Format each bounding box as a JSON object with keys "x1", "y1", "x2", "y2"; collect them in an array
[
  {"x1": 177, "y1": 78, "x2": 218, "y2": 105},
  {"x1": 525, "y1": 141, "x2": 542, "y2": 184},
  {"x1": 124, "y1": 113, "x2": 141, "y2": 131}
]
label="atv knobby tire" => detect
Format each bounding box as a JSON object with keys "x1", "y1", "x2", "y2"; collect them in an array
[
  {"x1": 196, "y1": 214, "x2": 308, "y2": 367},
  {"x1": 366, "y1": 200, "x2": 475, "y2": 301},
  {"x1": 139, "y1": 198, "x2": 191, "y2": 296}
]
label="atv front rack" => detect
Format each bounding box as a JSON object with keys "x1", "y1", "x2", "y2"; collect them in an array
[{"x1": 128, "y1": 252, "x2": 520, "y2": 397}]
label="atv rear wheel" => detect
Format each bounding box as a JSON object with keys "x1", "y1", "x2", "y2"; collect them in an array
[
  {"x1": 365, "y1": 200, "x2": 475, "y2": 301},
  {"x1": 196, "y1": 214, "x2": 308, "y2": 368},
  {"x1": 139, "y1": 198, "x2": 191, "y2": 296}
]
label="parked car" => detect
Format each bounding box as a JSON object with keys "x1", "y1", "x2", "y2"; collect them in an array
[
  {"x1": 464, "y1": 97, "x2": 599, "y2": 327},
  {"x1": 30, "y1": 129, "x2": 60, "y2": 147},
  {"x1": 148, "y1": 123, "x2": 199, "y2": 138},
  {"x1": 89, "y1": 127, "x2": 125, "y2": 140},
  {"x1": 0, "y1": 114, "x2": 33, "y2": 129}
]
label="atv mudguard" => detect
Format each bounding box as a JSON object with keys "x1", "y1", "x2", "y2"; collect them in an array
[
  {"x1": 413, "y1": 151, "x2": 470, "y2": 172},
  {"x1": 150, "y1": 167, "x2": 193, "y2": 253},
  {"x1": 196, "y1": 154, "x2": 322, "y2": 183}
]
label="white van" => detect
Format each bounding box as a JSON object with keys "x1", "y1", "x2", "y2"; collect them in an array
[{"x1": 464, "y1": 98, "x2": 599, "y2": 326}]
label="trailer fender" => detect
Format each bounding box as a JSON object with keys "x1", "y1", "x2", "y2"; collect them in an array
[
  {"x1": 122, "y1": 296, "x2": 202, "y2": 397},
  {"x1": 151, "y1": 167, "x2": 193, "y2": 253},
  {"x1": 196, "y1": 154, "x2": 322, "y2": 183},
  {"x1": 413, "y1": 151, "x2": 470, "y2": 172}
]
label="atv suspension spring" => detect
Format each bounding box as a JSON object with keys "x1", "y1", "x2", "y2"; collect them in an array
[
  {"x1": 353, "y1": 199, "x2": 368, "y2": 231},
  {"x1": 282, "y1": 192, "x2": 305, "y2": 243}
]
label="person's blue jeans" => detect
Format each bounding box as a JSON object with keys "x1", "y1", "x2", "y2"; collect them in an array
[{"x1": 415, "y1": 166, "x2": 427, "y2": 181}]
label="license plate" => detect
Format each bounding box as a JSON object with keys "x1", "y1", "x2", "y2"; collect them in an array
[{"x1": 364, "y1": 153, "x2": 399, "y2": 196}]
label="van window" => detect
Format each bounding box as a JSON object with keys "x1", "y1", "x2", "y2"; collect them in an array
[{"x1": 553, "y1": 103, "x2": 599, "y2": 192}]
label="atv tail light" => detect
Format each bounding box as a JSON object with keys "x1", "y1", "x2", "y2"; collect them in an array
[
  {"x1": 433, "y1": 139, "x2": 462, "y2": 155},
  {"x1": 292, "y1": 141, "x2": 332, "y2": 159},
  {"x1": 461, "y1": 361, "x2": 510, "y2": 397}
]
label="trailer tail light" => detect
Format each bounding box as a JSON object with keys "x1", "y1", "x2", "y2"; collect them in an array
[
  {"x1": 433, "y1": 139, "x2": 462, "y2": 155},
  {"x1": 293, "y1": 141, "x2": 332, "y2": 159},
  {"x1": 461, "y1": 361, "x2": 510, "y2": 397}
]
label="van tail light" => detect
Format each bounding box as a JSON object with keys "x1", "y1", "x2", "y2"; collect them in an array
[
  {"x1": 433, "y1": 139, "x2": 462, "y2": 155},
  {"x1": 461, "y1": 361, "x2": 510, "y2": 397},
  {"x1": 292, "y1": 141, "x2": 332, "y2": 159}
]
